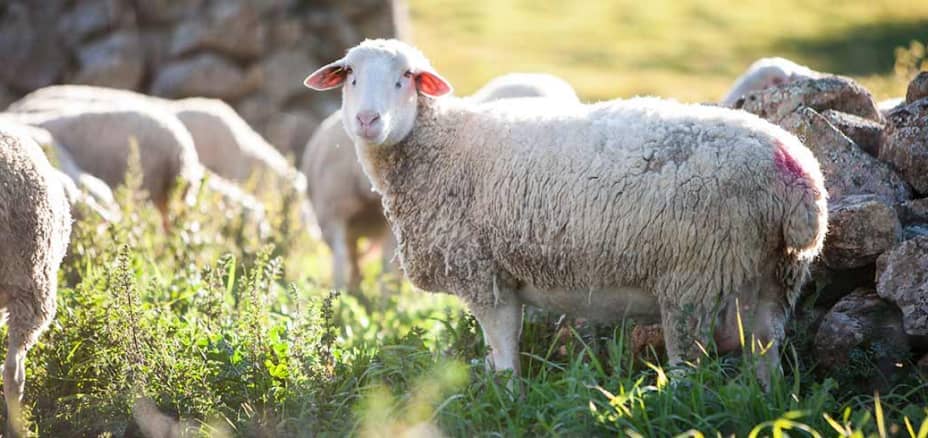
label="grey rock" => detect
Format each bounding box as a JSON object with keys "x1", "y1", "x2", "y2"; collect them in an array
[
  {"x1": 814, "y1": 288, "x2": 909, "y2": 374},
  {"x1": 899, "y1": 198, "x2": 928, "y2": 225},
  {"x1": 0, "y1": 84, "x2": 13, "y2": 110},
  {"x1": 880, "y1": 98, "x2": 928, "y2": 194},
  {"x1": 823, "y1": 195, "x2": 901, "y2": 270},
  {"x1": 906, "y1": 71, "x2": 928, "y2": 104},
  {"x1": 170, "y1": 1, "x2": 266, "y2": 60},
  {"x1": 876, "y1": 235, "x2": 928, "y2": 336},
  {"x1": 260, "y1": 50, "x2": 317, "y2": 105},
  {"x1": 57, "y1": 0, "x2": 129, "y2": 46},
  {"x1": 74, "y1": 31, "x2": 144, "y2": 90},
  {"x1": 269, "y1": 17, "x2": 305, "y2": 49},
  {"x1": 150, "y1": 54, "x2": 261, "y2": 99},
  {"x1": 822, "y1": 109, "x2": 883, "y2": 157},
  {"x1": 236, "y1": 93, "x2": 276, "y2": 129},
  {"x1": 0, "y1": 3, "x2": 66, "y2": 91},
  {"x1": 739, "y1": 75, "x2": 883, "y2": 124},
  {"x1": 134, "y1": 0, "x2": 204, "y2": 24},
  {"x1": 778, "y1": 107, "x2": 910, "y2": 204},
  {"x1": 139, "y1": 29, "x2": 172, "y2": 73}
]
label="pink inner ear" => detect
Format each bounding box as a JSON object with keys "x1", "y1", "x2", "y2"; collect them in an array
[
  {"x1": 305, "y1": 65, "x2": 346, "y2": 90},
  {"x1": 415, "y1": 71, "x2": 452, "y2": 97}
]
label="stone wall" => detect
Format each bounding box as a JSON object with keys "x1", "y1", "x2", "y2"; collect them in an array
[{"x1": 0, "y1": 0, "x2": 408, "y2": 158}]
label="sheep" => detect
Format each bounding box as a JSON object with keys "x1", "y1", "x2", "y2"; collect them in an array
[
  {"x1": 9, "y1": 85, "x2": 307, "y2": 193},
  {"x1": 5, "y1": 101, "x2": 203, "y2": 230},
  {"x1": 721, "y1": 57, "x2": 820, "y2": 107},
  {"x1": 0, "y1": 123, "x2": 72, "y2": 433},
  {"x1": 302, "y1": 72, "x2": 581, "y2": 293},
  {"x1": 304, "y1": 39, "x2": 828, "y2": 388}
]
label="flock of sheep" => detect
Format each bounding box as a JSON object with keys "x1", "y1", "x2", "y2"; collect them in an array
[{"x1": 2, "y1": 37, "x2": 917, "y2": 430}]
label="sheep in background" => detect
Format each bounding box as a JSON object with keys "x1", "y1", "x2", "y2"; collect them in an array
[
  {"x1": 721, "y1": 57, "x2": 820, "y2": 107},
  {"x1": 5, "y1": 103, "x2": 203, "y2": 230},
  {"x1": 302, "y1": 72, "x2": 581, "y2": 294},
  {"x1": 305, "y1": 39, "x2": 828, "y2": 388},
  {"x1": 0, "y1": 125, "x2": 72, "y2": 433},
  {"x1": 8, "y1": 85, "x2": 307, "y2": 192}
]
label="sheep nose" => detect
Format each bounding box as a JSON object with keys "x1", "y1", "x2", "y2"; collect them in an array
[{"x1": 356, "y1": 111, "x2": 381, "y2": 127}]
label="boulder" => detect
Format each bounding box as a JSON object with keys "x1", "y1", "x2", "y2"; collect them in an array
[
  {"x1": 876, "y1": 235, "x2": 928, "y2": 336},
  {"x1": 899, "y1": 198, "x2": 928, "y2": 225},
  {"x1": 822, "y1": 195, "x2": 901, "y2": 270},
  {"x1": 0, "y1": 84, "x2": 12, "y2": 110},
  {"x1": 236, "y1": 93, "x2": 276, "y2": 129},
  {"x1": 57, "y1": 0, "x2": 130, "y2": 46},
  {"x1": 135, "y1": 0, "x2": 203, "y2": 24},
  {"x1": 739, "y1": 75, "x2": 883, "y2": 124},
  {"x1": 821, "y1": 109, "x2": 883, "y2": 157},
  {"x1": 630, "y1": 323, "x2": 665, "y2": 363},
  {"x1": 880, "y1": 98, "x2": 928, "y2": 194},
  {"x1": 778, "y1": 107, "x2": 910, "y2": 204},
  {"x1": 150, "y1": 54, "x2": 261, "y2": 100},
  {"x1": 0, "y1": 3, "x2": 66, "y2": 91},
  {"x1": 260, "y1": 50, "x2": 318, "y2": 105},
  {"x1": 906, "y1": 71, "x2": 928, "y2": 104},
  {"x1": 170, "y1": 1, "x2": 266, "y2": 60},
  {"x1": 814, "y1": 289, "x2": 909, "y2": 376},
  {"x1": 74, "y1": 31, "x2": 144, "y2": 89}
]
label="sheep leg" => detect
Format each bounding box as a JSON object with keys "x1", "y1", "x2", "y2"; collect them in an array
[
  {"x1": 470, "y1": 297, "x2": 523, "y2": 380},
  {"x1": 3, "y1": 320, "x2": 33, "y2": 437},
  {"x1": 659, "y1": 302, "x2": 711, "y2": 368},
  {"x1": 323, "y1": 221, "x2": 350, "y2": 291},
  {"x1": 746, "y1": 279, "x2": 788, "y2": 390},
  {"x1": 379, "y1": 231, "x2": 397, "y2": 274},
  {"x1": 345, "y1": 228, "x2": 362, "y2": 294}
]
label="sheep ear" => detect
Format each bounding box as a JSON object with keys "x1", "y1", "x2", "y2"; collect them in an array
[
  {"x1": 304, "y1": 60, "x2": 347, "y2": 90},
  {"x1": 415, "y1": 70, "x2": 453, "y2": 97}
]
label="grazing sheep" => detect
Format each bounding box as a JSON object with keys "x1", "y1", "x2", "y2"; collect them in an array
[
  {"x1": 9, "y1": 85, "x2": 306, "y2": 192},
  {"x1": 305, "y1": 39, "x2": 828, "y2": 387},
  {"x1": 302, "y1": 72, "x2": 580, "y2": 293},
  {"x1": 5, "y1": 102, "x2": 203, "y2": 230},
  {"x1": 0, "y1": 117, "x2": 120, "y2": 222},
  {"x1": 721, "y1": 57, "x2": 820, "y2": 107},
  {"x1": 0, "y1": 125, "x2": 72, "y2": 432}
]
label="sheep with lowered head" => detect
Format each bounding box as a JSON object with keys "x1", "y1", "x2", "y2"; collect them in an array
[
  {"x1": 721, "y1": 57, "x2": 820, "y2": 107},
  {"x1": 303, "y1": 72, "x2": 580, "y2": 294},
  {"x1": 305, "y1": 39, "x2": 828, "y2": 388},
  {"x1": 5, "y1": 100, "x2": 203, "y2": 230},
  {"x1": 0, "y1": 124, "x2": 72, "y2": 432}
]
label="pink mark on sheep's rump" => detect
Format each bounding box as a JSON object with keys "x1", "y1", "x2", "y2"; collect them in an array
[{"x1": 773, "y1": 140, "x2": 808, "y2": 181}]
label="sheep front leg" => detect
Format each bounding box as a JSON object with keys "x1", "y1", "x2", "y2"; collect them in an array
[
  {"x1": 469, "y1": 297, "x2": 523, "y2": 383},
  {"x1": 4, "y1": 330, "x2": 28, "y2": 436},
  {"x1": 659, "y1": 302, "x2": 711, "y2": 369}
]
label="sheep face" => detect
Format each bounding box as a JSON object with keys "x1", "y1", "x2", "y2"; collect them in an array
[{"x1": 304, "y1": 39, "x2": 452, "y2": 147}]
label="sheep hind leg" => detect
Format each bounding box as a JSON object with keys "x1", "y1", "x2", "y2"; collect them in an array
[
  {"x1": 3, "y1": 303, "x2": 47, "y2": 437},
  {"x1": 322, "y1": 221, "x2": 350, "y2": 292},
  {"x1": 469, "y1": 296, "x2": 523, "y2": 392},
  {"x1": 745, "y1": 277, "x2": 788, "y2": 391}
]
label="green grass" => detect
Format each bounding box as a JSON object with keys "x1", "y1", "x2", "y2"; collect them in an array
[
  {"x1": 407, "y1": 0, "x2": 928, "y2": 101},
  {"x1": 1, "y1": 153, "x2": 924, "y2": 437}
]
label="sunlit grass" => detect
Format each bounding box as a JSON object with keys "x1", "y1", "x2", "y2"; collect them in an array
[{"x1": 409, "y1": 0, "x2": 928, "y2": 101}]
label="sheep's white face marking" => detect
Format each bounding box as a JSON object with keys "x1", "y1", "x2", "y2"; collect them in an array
[{"x1": 304, "y1": 39, "x2": 453, "y2": 147}]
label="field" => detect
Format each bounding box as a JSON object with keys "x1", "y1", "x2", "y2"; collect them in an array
[{"x1": 5, "y1": 1, "x2": 928, "y2": 436}]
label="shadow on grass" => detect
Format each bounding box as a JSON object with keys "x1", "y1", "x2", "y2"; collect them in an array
[{"x1": 774, "y1": 19, "x2": 928, "y2": 75}]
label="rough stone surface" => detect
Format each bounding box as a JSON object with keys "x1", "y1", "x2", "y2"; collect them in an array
[
  {"x1": 906, "y1": 71, "x2": 928, "y2": 104},
  {"x1": 260, "y1": 51, "x2": 318, "y2": 105},
  {"x1": 74, "y1": 31, "x2": 144, "y2": 89},
  {"x1": 876, "y1": 235, "x2": 928, "y2": 336},
  {"x1": 57, "y1": 0, "x2": 130, "y2": 46},
  {"x1": 170, "y1": 1, "x2": 266, "y2": 60},
  {"x1": 823, "y1": 195, "x2": 901, "y2": 270},
  {"x1": 0, "y1": 0, "x2": 405, "y2": 155},
  {"x1": 151, "y1": 54, "x2": 261, "y2": 100},
  {"x1": 778, "y1": 107, "x2": 910, "y2": 204},
  {"x1": 631, "y1": 324, "x2": 665, "y2": 363},
  {"x1": 739, "y1": 75, "x2": 883, "y2": 124},
  {"x1": 880, "y1": 98, "x2": 928, "y2": 195},
  {"x1": 814, "y1": 289, "x2": 909, "y2": 372},
  {"x1": 822, "y1": 109, "x2": 884, "y2": 157},
  {"x1": 0, "y1": 3, "x2": 67, "y2": 91},
  {"x1": 899, "y1": 198, "x2": 928, "y2": 225}
]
